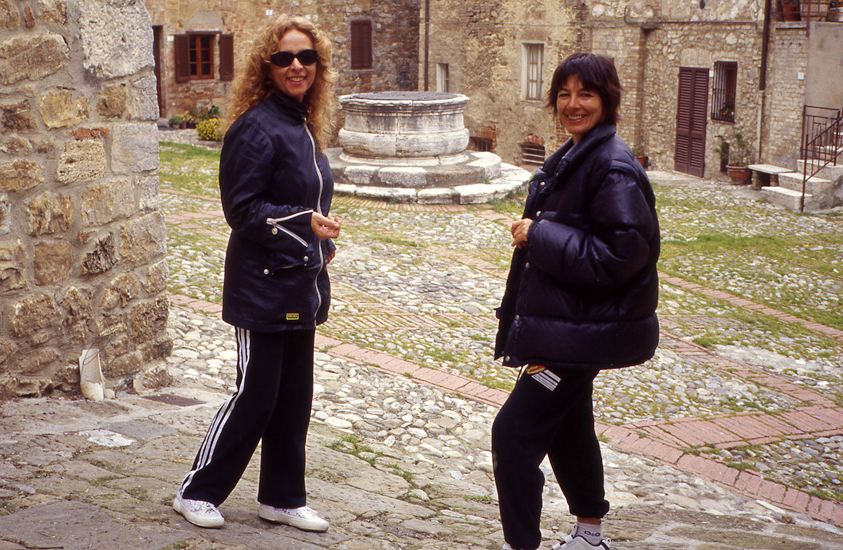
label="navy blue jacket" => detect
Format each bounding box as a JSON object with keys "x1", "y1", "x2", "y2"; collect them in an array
[
  {"x1": 495, "y1": 124, "x2": 660, "y2": 370},
  {"x1": 219, "y1": 91, "x2": 335, "y2": 331}
]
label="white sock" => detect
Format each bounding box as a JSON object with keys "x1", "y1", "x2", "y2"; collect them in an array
[{"x1": 575, "y1": 522, "x2": 602, "y2": 545}]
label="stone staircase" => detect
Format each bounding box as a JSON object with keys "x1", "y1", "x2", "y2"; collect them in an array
[{"x1": 750, "y1": 161, "x2": 843, "y2": 211}]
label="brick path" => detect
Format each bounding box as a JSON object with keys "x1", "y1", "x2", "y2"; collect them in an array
[{"x1": 164, "y1": 191, "x2": 843, "y2": 528}]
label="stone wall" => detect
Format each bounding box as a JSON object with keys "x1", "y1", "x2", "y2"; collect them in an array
[
  {"x1": 145, "y1": 0, "x2": 420, "y2": 121},
  {"x1": 420, "y1": 0, "x2": 580, "y2": 166},
  {"x1": 0, "y1": 0, "x2": 171, "y2": 397}
]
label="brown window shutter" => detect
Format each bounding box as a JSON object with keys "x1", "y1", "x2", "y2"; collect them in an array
[
  {"x1": 351, "y1": 20, "x2": 372, "y2": 70},
  {"x1": 219, "y1": 34, "x2": 234, "y2": 81},
  {"x1": 174, "y1": 34, "x2": 190, "y2": 82},
  {"x1": 674, "y1": 69, "x2": 692, "y2": 173}
]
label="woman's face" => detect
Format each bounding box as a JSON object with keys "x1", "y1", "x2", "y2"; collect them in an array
[
  {"x1": 269, "y1": 29, "x2": 317, "y2": 102},
  {"x1": 556, "y1": 75, "x2": 604, "y2": 144}
]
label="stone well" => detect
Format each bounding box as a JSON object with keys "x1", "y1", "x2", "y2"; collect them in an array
[{"x1": 327, "y1": 91, "x2": 530, "y2": 204}]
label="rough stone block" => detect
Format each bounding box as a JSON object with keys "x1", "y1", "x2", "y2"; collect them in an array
[
  {"x1": 0, "y1": 33, "x2": 69, "y2": 84},
  {"x1": 417, "y1": 188, "x2": 458, "y2": 204},
  {"x1": 131, "y1": 76, "x2": 159, "y2": 121},
  {"x1": 82, "y1": 233, "x2": 117, "y2": 274},
  {"x1": 138, "y1": 174, "x2": 160, "y2": 211},
  {"x1": 344, "y1": 165, "x2": 379, "y2": 185},
  {"x1": 129, "y1": 297, "x2": 168, "y2": 345},
  {"x1": 81, "y1": 179, "x2": 134, "y2": 226},
  {"x1": 26, "y1": 192, "x2": 75, "y2": 236},
  {"x1": 1, "y1": 100, "x2": 36, "y2": 131},
  {"x1": 0, "y1": 240, "x2": 25, "y2": 292},
  {"x1": 79, "y1": 0, "x2": 153, "y2": 80},
  {"x1": 0, "y1": 160, "x2": 43, "y2": 191},
  {"x1": 33, "y1": 240, "x2": 73, "y2": 285},
  {"x1": 119, "y1": 212, "x2": 166, "y2": 267},
  {"x1": 0, "y1": 195, "x2": 10, "y2": 235},
  {"x1": 57, "y1": 141, "x2": 107, "y2": 184},
  {"x1": 0, "y1": 0, "x2": 18, "y2": 30},
  {"x1": 0, "y1": 136, "x2": 32, "y2": 153},
  {"x1": 455, "y1": 183, "x2": 496, "y2": 205},
  {"x1": 144, "y1": 259, "x2": 168, "y2": 294},
  {"x1": 11, "y1": 293, "x2": 60, "y2": 338},
  {"x1": 36, "y1": 0, "x2": 67, "y2": 25},
  {"x1": 17, "y1": 347, "x2": 59, "y2": 374},
  {"x1": 111, "y1": 124, "x2": 159, "y2": 174},
  {"x1": 105, "y1": 349, "x2": 142, "y2": 377},
  {"x1": 40, "y1": 90, "x2": 89, "y2": 128},
  {"x1": 96, "y1": 83, "x2": 128, "y2": 119},
  {"x1": 100, "y1": 272, "x2": 141, "y2": 310},
  {"x1": 60, "y1": 286, "x2": 92, "y2": 322}
]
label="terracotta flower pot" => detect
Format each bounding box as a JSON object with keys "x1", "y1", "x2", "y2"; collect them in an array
[
  {"x1": 726, "y1": 165, "x2": 752, "y2": 185},
  {"x1": 635, "y1": 155, "x2": 648, "y2": 169}
]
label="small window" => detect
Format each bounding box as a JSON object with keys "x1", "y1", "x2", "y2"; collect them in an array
[
  {"x1": 523, "y1": 43, "x2": 544, "y2": 101},
  {"x1": 351, "y1": 20, "x2": 373, "y2": 70},
  {"x1": 521, "y1": 142, "x2": 545, "y2": 164},
  {"x1": 711, "y1": 61, "x2": 737, "y2": 122},
  {"x1": 436, "y1": 63, "x2": 450, "y2": 93},
  {"x1": 174, "y1": 33, "x2": 217, "y2": 82},
  {"x1": 469, "y1": 136, "x2": 493, "y2": 152}
]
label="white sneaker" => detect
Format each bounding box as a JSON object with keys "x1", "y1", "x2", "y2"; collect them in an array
[
  {"x1": 551, "y1": 535, "x2": 611, "y2": 550},
  {"x1": 173, "y1": 494, "x2": 224, "y2": 528},
  {"x1": 258, "y1": 504, "x2": 329, "y2": 532}
]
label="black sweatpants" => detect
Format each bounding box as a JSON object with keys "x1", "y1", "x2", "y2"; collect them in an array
[
  {"x1": 179, "y1": 327, "x2": 315, "y2": 509},
  {"x1": 492, "y1": 366, "x2": 609, "y2": 550}
]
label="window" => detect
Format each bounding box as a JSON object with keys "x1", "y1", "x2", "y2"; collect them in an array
[
  {"x1": 174, "y1": 33, "x2": 233, "y2": 83},
  {"x1": 711, "y1": 61, "x2": 737, "y2": 122},
  {"x1": 522, "y1": 43, "x2": 544, "y2": 101},
  {"x1": 436, "y1": 63, "x2": 450, "y2": 93},
  {"x1": 521, "y1": 142, "x2": 546, "y2": 164},
  {"x1": 469, "y1": 136, "x2": 493, "y2": 152},
  {"x1": 351, "y1": 20, "x2": 372, "y2": 70}
]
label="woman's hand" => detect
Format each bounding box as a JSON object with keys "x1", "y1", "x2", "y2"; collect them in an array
[
  {"x1": 312, "y1": 212, "x2": 341, "y2": 240},
  {"x1": 511, "y1": 218, "x2": 533, "y2": 248}
]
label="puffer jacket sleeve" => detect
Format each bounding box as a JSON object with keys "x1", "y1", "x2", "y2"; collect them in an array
[
  {"x1": 526, "y1": 161, "x2": 657, "y2": 290},
  {"x1": 220, "y1": 117, "x2": 313, "y2": 252}
]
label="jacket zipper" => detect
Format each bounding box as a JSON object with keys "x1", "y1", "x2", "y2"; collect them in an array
[{"x1": 304, "y1": 119, "x2": 325, "y2": 317}]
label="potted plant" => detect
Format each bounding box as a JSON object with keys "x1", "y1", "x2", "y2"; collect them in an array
[
  {"x1": 715, "y1": 131, "x2": 755, "y2": 184},
  {"x1": 631, "y1": 146, "x2": 648, "y2": 169},
  {"x1": 168, "y1": 115, "x2": 182, "y2": 128}
]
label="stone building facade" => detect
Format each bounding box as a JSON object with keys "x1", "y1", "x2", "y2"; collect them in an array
[
  {"x1": 423, "y1": 0, "x2": 840, "y2": 180},
  {"x1": 0, "y1": 0, "x2": 171, "y2": 397},
  {"x1": 419, "y1": 0, "x2": 583, "y2": 167},
  {"x1": 143, "y1": 0, "x2": 420, "y2": 124}
]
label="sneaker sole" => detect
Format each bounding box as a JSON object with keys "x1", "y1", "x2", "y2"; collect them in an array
[
  {"x1": 258, "y1": 505, "x2": 329, "y2": 532},
  {"x1": 173, "y1": 496, "x2": 224, "y2": 528}
]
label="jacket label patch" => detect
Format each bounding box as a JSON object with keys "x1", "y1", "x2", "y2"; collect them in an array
[
  {"x1": 286, "y1": 313, "x2": 300, "y2": 321},
  {"x1": 530, "y1": 366, "x2": 560, "y2": 392}
]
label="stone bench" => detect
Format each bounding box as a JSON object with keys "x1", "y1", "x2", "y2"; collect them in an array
[{"x1": 747, "y1": 164, "x2": 792, "y2": 189}]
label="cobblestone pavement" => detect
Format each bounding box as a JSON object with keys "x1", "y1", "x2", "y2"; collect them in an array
[{"x1": 1, "y1": 130, "x2": 841, "y2": 549}]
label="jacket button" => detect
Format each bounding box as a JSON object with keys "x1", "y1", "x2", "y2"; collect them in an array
[
  {"x1": 505, "y1": 356, "x2": 510, "y2": 361},
  {"x1": 271, "y1": 227, "x2": 278, "y2": 235},
  {"x1": 539, "y1": 181, "x2": 546, "y2": 186},
  {"x1": 525, "y1": 262, "x2": 530, "y2": 268},
  {"x1": 536, "y1": 210, "x2": 541, "y2": 216},
  {"x1": 263, "y1": 269, "x2": 269, "y2": 275},
  {"x1": 515, "y1": 314, "x2": 520, "y2": 320},
  {"x1": 303, "y1": 256, "x2": 309, "y2": 263}
]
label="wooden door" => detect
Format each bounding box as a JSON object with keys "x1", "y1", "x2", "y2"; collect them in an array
[{"x1": 675, "y1": 67, "x2": 708, "y2": 177}]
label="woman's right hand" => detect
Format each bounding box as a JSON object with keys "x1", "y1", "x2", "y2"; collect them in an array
[
  {"x1": 311, "y1": 212, "x2": 341, "y2": 240},
  {"x1": 511, "y1": 218, "x2": 532, "y2": 248}
]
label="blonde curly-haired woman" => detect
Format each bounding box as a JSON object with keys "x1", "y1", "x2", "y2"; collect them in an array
[{"x1": 174, "y1": 14, "x2": 341, "y2": 532}]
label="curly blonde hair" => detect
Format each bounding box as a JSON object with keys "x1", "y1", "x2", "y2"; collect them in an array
[{"x1": 226, "y1": 15, "x2": 336, "y2": 149}]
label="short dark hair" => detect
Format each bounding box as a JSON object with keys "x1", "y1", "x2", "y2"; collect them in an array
[{"x1": 546, "y1": 53, "x2": 623, "y2": 126}]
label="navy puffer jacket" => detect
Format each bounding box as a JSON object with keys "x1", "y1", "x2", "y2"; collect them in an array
[
  {"x1": 219, "y1": 91, "x2": 335, "y2": 332},
  {"x1": 495, "y1": 124, "x2": 660, "y2": 370}
]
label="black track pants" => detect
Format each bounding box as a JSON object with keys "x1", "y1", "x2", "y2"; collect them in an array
[
  {"x1": 179, "y1": 327, "x2": 315, "y2": 508},
  {"x1": 492, "y1": 366, "x2": 609, "y2": 550}
]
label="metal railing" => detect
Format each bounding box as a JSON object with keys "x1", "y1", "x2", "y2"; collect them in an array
[
  {"x1": 799, "y1": 0, "x2": 831, "y2": 21},
  {"x1": 799, "y1": 105, "x2": 842, "y2": 211}
]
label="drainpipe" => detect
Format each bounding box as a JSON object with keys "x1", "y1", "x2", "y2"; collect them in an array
[
  {"x1": 758, "y1": 0, "x2": 772, "y2": 160},
  {"x1": 424, "y1": 0, "x2": 429, "y2": 91}
]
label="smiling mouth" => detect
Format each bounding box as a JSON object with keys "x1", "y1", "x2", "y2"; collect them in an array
[{"x1": 566, "y1": 114, "x2": 587, "y2": 122}]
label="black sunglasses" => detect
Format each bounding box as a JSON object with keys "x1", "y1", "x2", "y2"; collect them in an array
[{"x1": 270, "y1": 49, "x2": 318, "y2": 68}]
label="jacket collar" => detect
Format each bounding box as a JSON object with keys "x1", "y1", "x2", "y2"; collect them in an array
[
  {"x1": 270, "y1": 90, "x2": 309, "y2": 120},
  {"x1": 544, "y1": 124, "x2": 617, "y2": 180}
]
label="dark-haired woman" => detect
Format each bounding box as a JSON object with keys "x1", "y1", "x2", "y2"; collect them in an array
[
  {"x1": 492, "y1": 53, "x2": 660, "y2": 550},
  {"x1": 173, "y1": 15, "x2": 340, "y2": 532}
]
